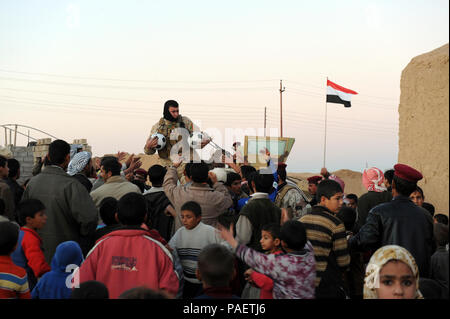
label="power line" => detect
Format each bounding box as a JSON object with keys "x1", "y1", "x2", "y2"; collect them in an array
[
  {"x1": 0, "y1": 69, "x2": 278, "y2": 84},
  {"x1": 0, "y1": 87, "x2": 273, "y2": 110},
  {"x1": 0, "y1": 76, "x2": 276, "y2": 91},
  {"x1": 265, "y1": 108, "x2": 398, "y2": 129},
  {"x1": 0, "y1": 69, "x2": 399, "y2": 101},
  {"x1": 285, "y1": 79, "x2": 399, "y2": 101},
  {"x1": 1, "y1": 94, "x2": 398, "y2": 130},
  {"x1": 286, "y1": 88, "x2": 398, "y2": 109}
]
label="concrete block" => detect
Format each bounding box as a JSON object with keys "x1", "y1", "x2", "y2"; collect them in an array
[
  {"x1": 73, "y1": 139, "x2": 87, "y2": 144},
  {"x1": 37, "y1": 138, "x2": 51, "y2": 145},
  {"x1": 34, "y1": 145, "x2": 49, "y2": 152}
]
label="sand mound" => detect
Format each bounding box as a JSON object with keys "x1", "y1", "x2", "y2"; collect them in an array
[{"x1": 288, "y1": 169, "x2": 366, "y2": 197}]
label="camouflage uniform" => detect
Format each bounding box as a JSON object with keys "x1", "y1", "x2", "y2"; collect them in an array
[
  {"x1": 275, "y1": 184, "x2": 305, "y2": 220},
  {"x1": 144, "y1": 116, "x2": 194, "y2": 184}
]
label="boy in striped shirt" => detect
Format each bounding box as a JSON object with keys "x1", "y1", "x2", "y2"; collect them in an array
[
  {"x1": 0, "y1": 221, "x2": 31, "y2": 299},
  {"x1": 168, "y1": 201, "x2": 229, "y2": 298},
  {"x1": 300, "y1": 179, "x2": 350, "y2": 299}
]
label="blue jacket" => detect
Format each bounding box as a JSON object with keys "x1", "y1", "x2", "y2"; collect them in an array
[
  {"x1": 237, "y1": 159, "x2": 279, "y2": 211},
  {"x1": 31, "y1": 241, "x2": 84, "y2": 299}
]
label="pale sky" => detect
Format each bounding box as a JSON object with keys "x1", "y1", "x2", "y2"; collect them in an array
[{"x1": 1, "y1": 0, "x2": 448, "y2": 172}]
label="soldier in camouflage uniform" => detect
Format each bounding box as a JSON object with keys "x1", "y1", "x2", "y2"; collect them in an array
[
  {"x1": 144, "y1": 100, "x2": 208, "y2": 184},
  {"x1": 274, "y1": 163, "x2": 307, "y2": 219}
]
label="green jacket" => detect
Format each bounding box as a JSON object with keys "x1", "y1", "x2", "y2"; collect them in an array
[{"x1": 22, "y1": 165, "x2": 98, "y2": 263}]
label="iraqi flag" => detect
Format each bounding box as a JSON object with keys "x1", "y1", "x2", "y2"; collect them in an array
[{"x1": 326, "y1": 79, "x2": 358, "y2": 108}]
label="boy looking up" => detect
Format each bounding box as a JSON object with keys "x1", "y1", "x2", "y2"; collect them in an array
[
  {"x1": 168, "y1": 201, "x2": 228, "y2": 298},
  {"x1": 299, "y1": 179, "x2": 350, "y2": 299}
]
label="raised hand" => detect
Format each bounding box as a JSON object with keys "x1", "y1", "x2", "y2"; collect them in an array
[
  {"x1": 219, "y1": 224, "x2": 238, "y2": 249},
  {"x1": 208, "y1": 171, "x2": 218, "y2": 185},
  {"x1": 145, "y1": 136, "x2": 159, "y2": 150}
]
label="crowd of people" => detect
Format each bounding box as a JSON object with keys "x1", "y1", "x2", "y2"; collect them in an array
[{"x1": 0, "y1": 100, "x2": 448, "y2": 300}]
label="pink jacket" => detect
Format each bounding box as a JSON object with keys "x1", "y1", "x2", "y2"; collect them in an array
[
  {"x1": 78, "y1": 229, "x2": 179, "y2": 299},
  {"x1": 249, "y1": 251, "x2": 282, "y2": 299}
]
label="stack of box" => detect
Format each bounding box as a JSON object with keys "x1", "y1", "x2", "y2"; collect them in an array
[
  {"x1": 32, "y1": 138, "x2": 52, "y2": 163},
  {"x1": 73, "y1": 139, "x2": 92, "y2": 154}
]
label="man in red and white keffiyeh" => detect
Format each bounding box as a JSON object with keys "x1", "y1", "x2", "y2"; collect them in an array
[{"x1": 362, "y1": 167, "x2": 387, "y2": 192}]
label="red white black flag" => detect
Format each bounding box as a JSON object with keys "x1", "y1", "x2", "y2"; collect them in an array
[{"x1": 326, "y1": 80, "x2": 358, "y2": 108}]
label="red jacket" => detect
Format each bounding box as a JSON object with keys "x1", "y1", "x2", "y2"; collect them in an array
[
  {"x1": 13, "y1": 227, "x2": 51, "y2": 278},
  {"x1": 78, "y1": 228, "x2": 179, "y2": 299},
  {"x1": 249, "y1": 250, "x2": 282, "y2": 299}
]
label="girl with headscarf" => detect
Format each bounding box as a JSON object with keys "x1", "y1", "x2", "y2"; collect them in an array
[{"x1": 364, "y1": 245, "x2": 423, "y2": 299}]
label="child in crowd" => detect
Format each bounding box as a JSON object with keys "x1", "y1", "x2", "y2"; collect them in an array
[
  {"x1": 94, "y1": 197, "x2": 120, "y2": 242},
  {"x1": 71, "y1": 280, "x2": 109, "y2": 299},
  {"x1": 31, "y1": 241, "x2": 84, "y2": 299},
  {"x1": 144, "y1": 164, "x2": 175, "y2": 242},
  {"x1": 220, "y1": 220, "x2": 316, "y2": 299},
  {"x1": 300, "y1": 179, "x2": 350, "y2": 299},
  {"x1": 0, "y1": 221, "x2": 31, "y2": 299},
  {"x1": 77, "y1": 192, "x2": 179, "y2": 299},
  {"x1": 363, "y1": 245, "x2": 423, "y2": 299},
  {"x1": 434, "y1": 214, "x2": 449, "y2": 225},
  {"x1": 11, "y1": 199, "x2": 51, "y2": 290},
  {"x1": 244, "y1": 223, "x2": 282, "y2": 299},
  {"x1": 194, "y1": 244, "x2": 240, "y2": 299},
  {"x1": 430, "y1": 223, "x2": 449, "y2": 299},
  {"x1": 168, "y1": 201, "x2": 228, "y2": 299}
]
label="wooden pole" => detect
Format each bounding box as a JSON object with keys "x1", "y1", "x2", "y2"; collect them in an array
[
  {"x1": 323, "y1": 77, "x2": 328, "y2": 168},
  {"x1": 14, "y1": 124, "x2": 17, "y2": 147},
  {"x1": 279, "y1": 80, "x2": 285, "y2": 137},
  {"x1": 264, "y1": 106, "x2": 267, "y2": 137}
]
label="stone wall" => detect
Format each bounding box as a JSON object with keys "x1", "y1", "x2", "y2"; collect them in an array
[
  {"x1": 6, "y1": 138, "x2": 93, "y2": 186},
  {"x1": 398, "y1": 43, "x2": 449, "y2": 215},
  {"x1": 11, "y1": 145, "x2": 34, "y2": 185}
]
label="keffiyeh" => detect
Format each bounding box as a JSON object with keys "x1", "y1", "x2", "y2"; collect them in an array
[
  {"x1": 363, "y1": 245, "x2": 423, "y2": 299},
  {"x1": 362, "y1": 167, "x2": 387, "y2": 192},
  {"x1": 67, "y1": 151, "x2": 91, "y2": 176}
]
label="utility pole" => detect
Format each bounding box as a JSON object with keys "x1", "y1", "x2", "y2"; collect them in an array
[
  {"x1": 279, "y1": 80, "x2": 285, "y2": 137},
  {"x1": 264, "y1": 106, "x2": 267, "y2": 137},
  {"x1": 14, "y1": 124, "x2": 17, "y2": 147}
]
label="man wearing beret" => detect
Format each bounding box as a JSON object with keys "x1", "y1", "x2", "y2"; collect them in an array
[{"x1": 348, "y1": 164, "x2": 434, "y2": 277}]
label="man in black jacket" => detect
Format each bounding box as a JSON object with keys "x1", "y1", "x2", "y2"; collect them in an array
[
  {"x1": 144, "y1": 164, "x2": 175, "y2": 242},
  {"x1": 235, "y1": 170, "x2": 281, "y2": 252},
  {"x1": 348, "y1": 163, "x2": 434, "y2": 278}
]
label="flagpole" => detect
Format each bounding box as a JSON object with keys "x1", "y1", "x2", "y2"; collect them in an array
[{"x1": 323, "y1": 77, "x2": 328, "y2": 168}]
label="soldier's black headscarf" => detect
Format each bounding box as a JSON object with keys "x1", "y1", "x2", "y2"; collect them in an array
[{"x1": 163, "y1": 100, "x2": 179, "y2": 122}]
